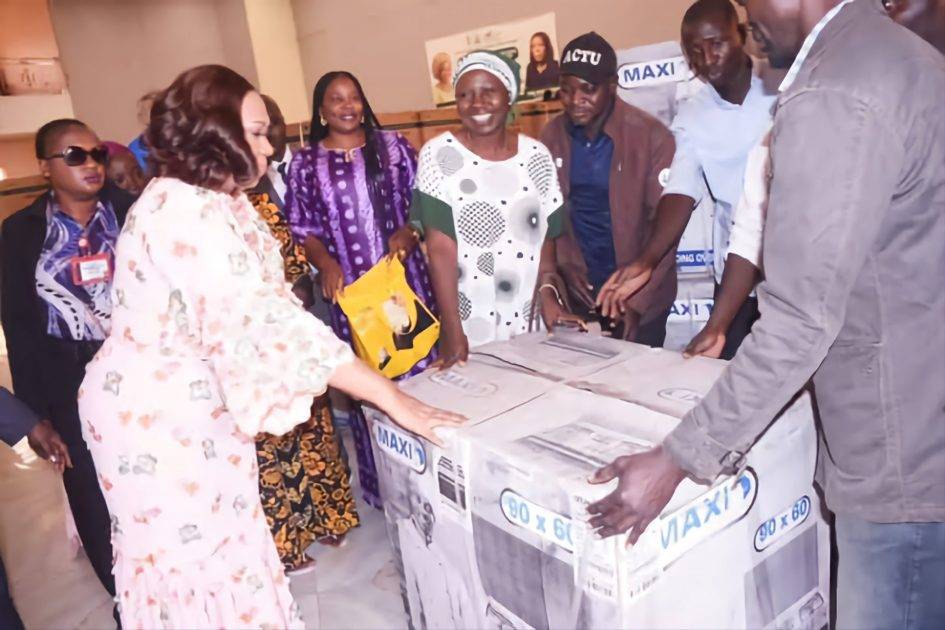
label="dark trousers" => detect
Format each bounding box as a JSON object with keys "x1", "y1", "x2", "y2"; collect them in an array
[
  {"x1": 713, "y1": 283, "x2": 761, "y2": 360},
  {"x1": 46, "y1": 339, "x2": 116, "y2": 598},
  {"x1": 59, "y1": 436, "x2": 116, "y2": 596},
  {"x1": 571, "y1": 293, "x2": 670, "y2": 348},
  {"x1": 0, "y1": 558, "x2": 24, "y2": 630},
  {"x1": 632, "y1": 310, "x2": 670, "y2": 348}
]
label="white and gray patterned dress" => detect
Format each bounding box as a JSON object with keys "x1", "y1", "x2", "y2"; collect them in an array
[{"x1": 410, "y1": 132, "x2": 564, "y2": 347}]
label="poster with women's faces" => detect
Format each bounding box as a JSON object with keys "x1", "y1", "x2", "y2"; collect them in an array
[{"x1": 424, "y1": 12, "x2": 558, "y2": 107}]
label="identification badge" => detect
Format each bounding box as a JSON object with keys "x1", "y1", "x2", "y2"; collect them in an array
[{"x1": 71, "y1": 253, "x2": 111, "y2": 286}]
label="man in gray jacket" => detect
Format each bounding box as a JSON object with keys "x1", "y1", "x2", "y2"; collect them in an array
[{"x1": 586, "y1": 1, "x2": 945, "y2": 628}]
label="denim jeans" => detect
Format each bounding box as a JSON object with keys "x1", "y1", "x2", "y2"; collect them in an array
[{"x1": 835, "y1": 514, "x2": 945, "y2": 629}]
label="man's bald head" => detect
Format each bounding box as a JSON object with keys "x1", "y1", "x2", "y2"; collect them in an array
[{"x1": 683, "y1": 0, "x2": 741, "y2": 34}]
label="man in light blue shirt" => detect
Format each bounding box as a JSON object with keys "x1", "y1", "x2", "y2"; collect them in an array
[
  {"x1": 663, "y1": 28, "x2": 777, "y2": 288},
  {"x1": 596, "y1": 0, "x2": 777, "y2": 359}
]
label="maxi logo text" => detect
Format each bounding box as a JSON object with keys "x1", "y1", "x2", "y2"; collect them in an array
[
  {"x1": 618, "y1": 56, "x2": 690, "y2": 89},
  {"x1": 374, "y1": 422, "x2": 427, "y2": 473},
  {"x1": 668, "y1": 299, "x2": 715, "y2": 322},
  {"x1": 657, "y1": 468, "x2": 758, "y2": 566}
]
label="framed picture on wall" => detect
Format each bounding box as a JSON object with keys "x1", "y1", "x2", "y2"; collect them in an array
[{"x1": 424, "y1": 13, "x2": 559, "y2": 107}]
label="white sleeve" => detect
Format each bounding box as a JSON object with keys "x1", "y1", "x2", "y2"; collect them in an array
[
  {"x1": 142, "y1": 183, "x2": 354, "y2": 437},
  {"x1": 727, "y1": 132, "x2": 771, "y2": 269},
  {"x1": 661, "y1": 109, "x2": 705, "y2": 203}
]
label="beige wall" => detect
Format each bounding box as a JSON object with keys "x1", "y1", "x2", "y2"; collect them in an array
[
  {"x1": 291, "y1": 0, "x2": 694, "y2": 116},
  {"x1": 0, "y1": 0, "x2": 60, "y2": 58},
  {"x1": 49, "y1": 0, "x2": 258, "y2": 143},
  {"x1": 215, "y1": 0, "x2": 260, "y2": 87},
  {"x1": 244, "y1": 0, "x2": 310, "y2": 124},
  {"x1": 0, "y1": 135, "x2": 38, "y2": 180},
  {"x1": 26, "y1": 0, "x2": 698, "y2": 154},
  {"x1": 0, "y1": 0, "x2": 71, "y2": 179}
]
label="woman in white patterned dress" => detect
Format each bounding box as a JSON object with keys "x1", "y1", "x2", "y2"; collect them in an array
[
  {"x1": 411, "y1": 51, "x2": 584, "y2": 369},
  {"x1": 77, "y1": 64, "x2": 463, "y2": 629}
]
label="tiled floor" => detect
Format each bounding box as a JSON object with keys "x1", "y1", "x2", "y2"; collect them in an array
[
  {"x1": 0, "y1": 319, "x2": 702, "y2": 630},
  {"x1": 0, "y1": 439, "x2": 116, "y2": 629},
  {"x1": 300, "y1": 492, "x2": 407, "y2": 630},
  {"x1": 0, "y1": 372, "x2": 406, "y2": 630}
]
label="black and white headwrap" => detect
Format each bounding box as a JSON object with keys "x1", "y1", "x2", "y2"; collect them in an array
[{"x1": 452, "y1": 51, "x2": 521, "y2": 104}]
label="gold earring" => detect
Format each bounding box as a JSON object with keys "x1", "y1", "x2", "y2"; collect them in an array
[
  {"x1": 319, "y1": 115, "x2": 327, "y2": 126},
  {"x1": 360, "y1": 115, "x2": 365, "y2": 124}
]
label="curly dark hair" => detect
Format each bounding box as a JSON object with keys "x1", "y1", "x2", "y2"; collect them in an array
[{"x1": 146, "y1": 65, "x2": 259, "y2": 191}]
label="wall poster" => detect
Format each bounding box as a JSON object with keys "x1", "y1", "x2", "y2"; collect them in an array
[{"x1": 424, "y1": 13, "x2": 559, "y2": 107}]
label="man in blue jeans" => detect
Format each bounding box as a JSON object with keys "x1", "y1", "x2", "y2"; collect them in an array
[{"x1": 585, "y1": 2, "x2": 945, "y2": 629}]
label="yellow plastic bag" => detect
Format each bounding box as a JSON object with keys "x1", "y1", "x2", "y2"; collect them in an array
[{"x1": 337, "y1": 256, "x2": 439, "y2": 378}]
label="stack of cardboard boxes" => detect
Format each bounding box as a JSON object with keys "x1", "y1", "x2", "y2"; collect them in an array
[{"x1": 369, "y1": 333, "x2": 829, "y2": 629}]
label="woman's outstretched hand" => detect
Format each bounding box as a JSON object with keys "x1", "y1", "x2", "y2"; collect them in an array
[
  {"x1": 383, "y1": 390, "x2": 467, "y2": 446},
  {"x1": 328, "y1": 359, "x2": 466, "y2": 447}
]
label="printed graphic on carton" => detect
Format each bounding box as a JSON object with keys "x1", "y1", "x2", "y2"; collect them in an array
[
  {"x1": 754, "y1": 495, "x2": 811, "y2": 552},
  {"x1": 374, "y1": 422, "x2": 427, "y2": 473},
  {"x1": 500, "y1": 489, "x2": 575, "y2": 552}
]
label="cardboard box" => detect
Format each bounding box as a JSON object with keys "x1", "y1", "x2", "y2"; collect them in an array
[
  {"x1": 0, "y1": 59, "x2": 65, "y2": 96},
  {"x1": 370, "y1": 334, "x2": 829, "y2": 629},
  {"x1": 665, "y1": 274, "x2": 717, "y2": 352}
]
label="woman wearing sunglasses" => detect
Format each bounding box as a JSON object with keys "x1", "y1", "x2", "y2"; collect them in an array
[{"x1": 0, "y1": 118, "x2": 136, "y2": 607}]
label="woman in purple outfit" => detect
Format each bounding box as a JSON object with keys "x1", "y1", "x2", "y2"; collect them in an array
[{"x1": 286, "y1": 71, "x2": 436, "y2": 508}]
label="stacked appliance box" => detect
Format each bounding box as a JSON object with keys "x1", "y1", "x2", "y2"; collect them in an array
[{"x1": 368, "y1": 332, "x2": 829, "y2": 629}]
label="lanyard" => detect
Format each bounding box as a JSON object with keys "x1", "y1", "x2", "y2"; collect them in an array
[{"x1": 78, "y1": 234, "x2": 92, "y2": 257}]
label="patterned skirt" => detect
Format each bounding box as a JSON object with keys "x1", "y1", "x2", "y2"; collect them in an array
[{"x1": 255, "y1": 395, "x2": 360, "y2": 570}]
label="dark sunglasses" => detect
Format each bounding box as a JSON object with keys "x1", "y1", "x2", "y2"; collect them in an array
[{"x1": 44, "y1": 145, "x2": 109, "y2": 167}]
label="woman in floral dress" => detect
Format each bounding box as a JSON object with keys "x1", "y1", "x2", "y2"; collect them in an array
[{"x1": 77, "y1": 64, "x2": 463, "y2": 629}]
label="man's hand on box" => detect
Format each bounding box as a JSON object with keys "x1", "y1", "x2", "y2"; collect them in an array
[
  {"x1": 596, "y1": 261, "x2": 653, "y2": 320},
  {"x1": 587, "y1": 446, "x2": 685, "y2": 544},
  {"x1": 432, "y1": 324, "x2": 469, "y2": 370},
  {"x1": 683, "y1": 323, "x2": 727, "y2": 359}
]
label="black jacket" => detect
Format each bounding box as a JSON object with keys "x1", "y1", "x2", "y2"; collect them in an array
[
  {"x1": 0, "y1": 387, "x2": 38, "y2": 446},
  {"x1": 0, "y1": 182, "x2": 136, "y2": 418}
]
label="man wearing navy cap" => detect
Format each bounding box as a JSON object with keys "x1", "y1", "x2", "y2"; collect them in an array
[{"x1": 541, "y1": 32, "x2": 678, "y2": 346}]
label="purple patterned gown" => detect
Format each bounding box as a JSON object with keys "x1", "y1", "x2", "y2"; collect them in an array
[{"x1": 285, "y1": 130, "x2": 437, "y2": 508}]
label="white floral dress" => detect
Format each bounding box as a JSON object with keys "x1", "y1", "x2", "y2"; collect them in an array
[
  {"x1": 78, "y1": 177, "x2": 353, "y2": 629},
  {"x1": 410, "y1": 132, "x2": 564, "y2": 347}
]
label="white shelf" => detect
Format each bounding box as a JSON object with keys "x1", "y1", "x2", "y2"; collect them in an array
[{"x1": 0, "y1": 92, "x2": 74, "y2": 136}]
